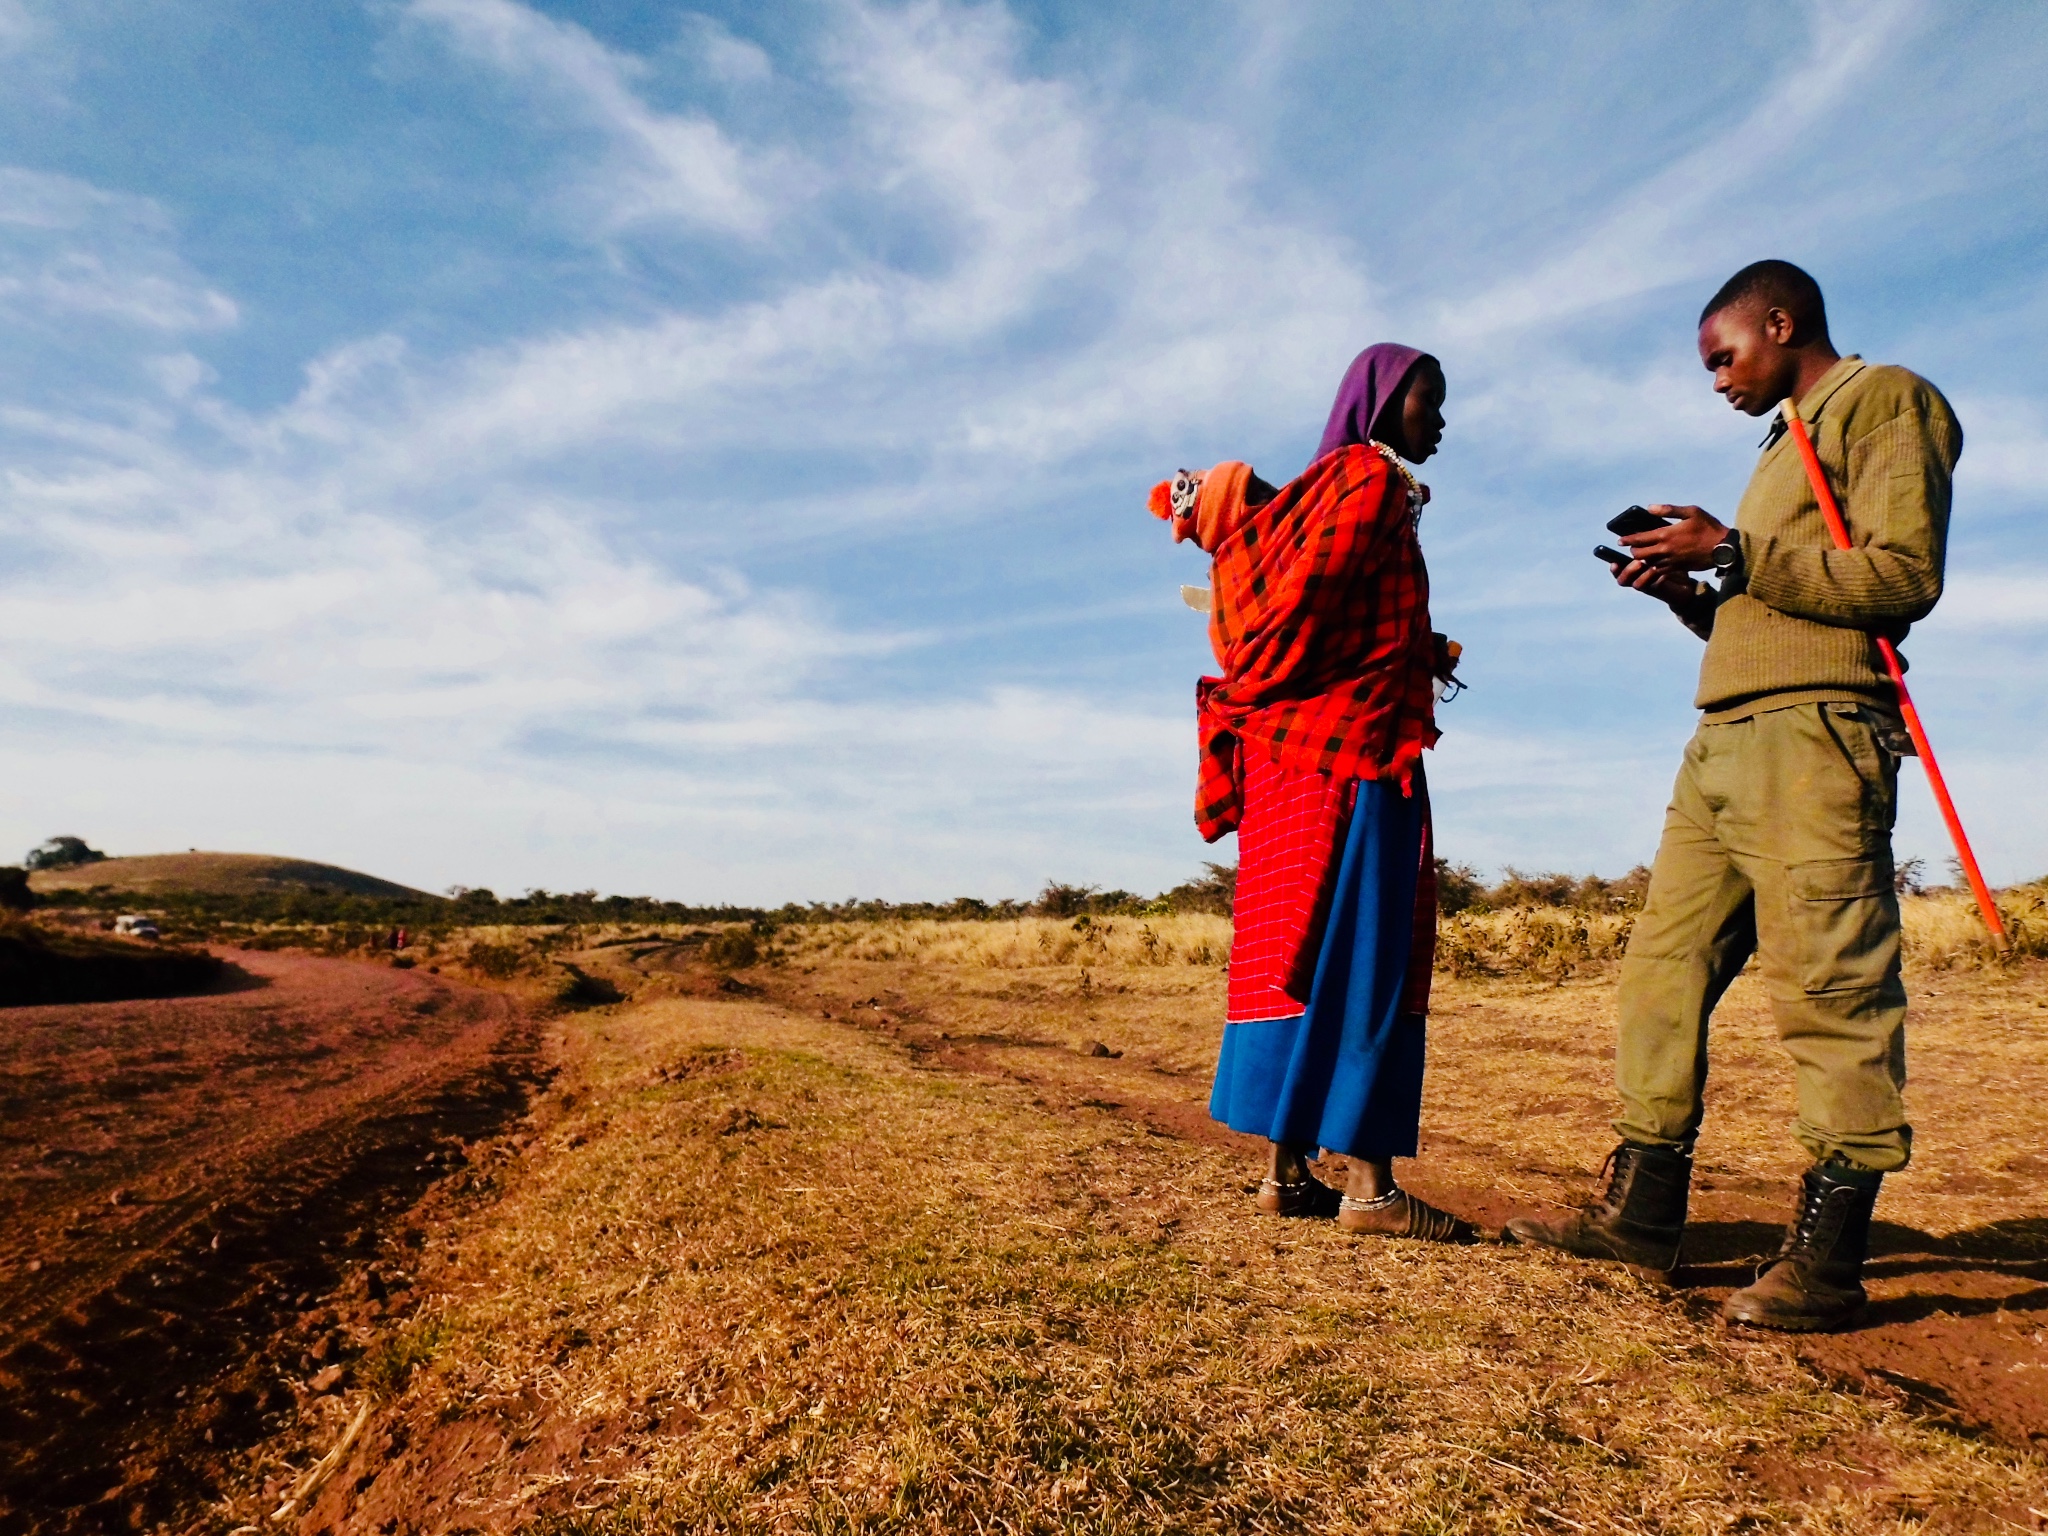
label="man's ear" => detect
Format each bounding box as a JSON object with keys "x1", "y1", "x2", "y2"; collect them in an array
[{"x1": 1760, "y1": 304, "x2": 1799, "y2": 346}]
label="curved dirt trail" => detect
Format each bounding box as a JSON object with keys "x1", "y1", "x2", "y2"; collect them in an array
[{"x1": 0, "y1": 951, "x2": 543, "y2": 1533}]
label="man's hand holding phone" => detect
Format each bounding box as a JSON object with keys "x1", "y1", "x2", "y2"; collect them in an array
[
  {"x1": 1619, "y1": 503, "x2": 1729, "y2": 571},
  {"x1": 1596, "y1": 504, "x2": 1729, "y2": 605}
]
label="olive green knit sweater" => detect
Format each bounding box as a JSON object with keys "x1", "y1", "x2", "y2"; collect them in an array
[{"x1": 1695, "y1": 355, "x2": 1963, "y2": 722}]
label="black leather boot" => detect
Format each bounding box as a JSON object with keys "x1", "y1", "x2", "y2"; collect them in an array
[
  {"x1": 1504, "y1": 1141, "x2": 1691, "y2": 1276},
  {"x1": 1723, "y1": 1160, "x2": 1882, "y2": 1332}
]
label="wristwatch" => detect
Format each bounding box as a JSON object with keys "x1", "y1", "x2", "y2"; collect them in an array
[{"x1": 1710, "y1": 530, "x2": 1743, "y2": 577}]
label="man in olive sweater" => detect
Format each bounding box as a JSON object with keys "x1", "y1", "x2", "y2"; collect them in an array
[{"x1": 1507, "y1": 260, "x2": 1962, "y2": 1331}]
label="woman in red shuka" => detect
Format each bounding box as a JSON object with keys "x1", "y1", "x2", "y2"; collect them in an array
[{"x1": 1148, "y1": 344, "x2": 1474, "y2": 1242}]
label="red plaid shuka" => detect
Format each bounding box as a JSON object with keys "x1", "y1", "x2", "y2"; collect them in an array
[
  {"x1": 1226, "y1": 757, "x2": 1441, "y2": 1020},
  {"x1": 1182, "y1": 445, "x2": 1438, "y2": 842},
  {"x1": 1226, "y1": 755, "x2": 1357, "y2": 1019}
]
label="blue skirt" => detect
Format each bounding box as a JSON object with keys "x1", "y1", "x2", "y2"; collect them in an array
[{"x1": 1209, "y1": 778, "x2": 1427, "y2": 1159}]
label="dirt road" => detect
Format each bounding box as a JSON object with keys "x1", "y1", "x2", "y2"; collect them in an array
[{"x1": 0, "y1": 951, "x2": 542, "y2": 1534}]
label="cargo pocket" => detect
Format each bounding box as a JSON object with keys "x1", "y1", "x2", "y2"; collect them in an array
[
  {"x1": 1820, "y1": 703, "x2": 1899, "y2": 834},
  {"x1": 1787, "y1": 857, "x2": 1899, "y2": 995}
]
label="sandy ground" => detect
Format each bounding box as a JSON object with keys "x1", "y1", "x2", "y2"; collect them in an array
[{"x1": 0, "y1": 951, "x2": 542, "y2": 1533}]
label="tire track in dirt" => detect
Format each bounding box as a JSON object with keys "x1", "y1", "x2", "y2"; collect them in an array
[{"x1": 0, "y1": 951, "x2": 547, "y2": 1535}]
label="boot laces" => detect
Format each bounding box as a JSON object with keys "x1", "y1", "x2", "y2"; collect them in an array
[
  {"x1": 1593, "y1": 1143, "x2": 1635, "y2": 1217},
  {"x1": 1779, "y1": 1176, "x2": 1855, "y2": 1264}
]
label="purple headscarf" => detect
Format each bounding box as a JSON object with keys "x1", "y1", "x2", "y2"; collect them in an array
[{"x1": 1314, "y1": 343, "x2": 1434, "y2": 463}]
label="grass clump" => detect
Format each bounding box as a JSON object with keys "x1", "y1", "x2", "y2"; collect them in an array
[
  {"x1": 702, "y1": 928, "x2": 762, "y2": 970},
  {"x1": 358, "y1": 1316, "x2": 451, "y2": 1400}
]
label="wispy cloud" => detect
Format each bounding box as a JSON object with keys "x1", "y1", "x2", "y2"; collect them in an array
[
  {"x1": 0, "y1": 0, "x2": 35, "y2": 57},
  {"x1": 406, "y1": 0, "x2": 780, "y2": 236},
  {"x1": 1438, "y1": 0, "x2": 1922, "y2": 343},
  {"x1": 0, "y1": 168, "x2": 236, "y2": 331},
  {"x1": 1953, "y1": 395, "x2": 2048, "y2": 497}
]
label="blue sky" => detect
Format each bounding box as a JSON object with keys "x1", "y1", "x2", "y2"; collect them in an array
[{"x1": 0, "y1": 0, "x2": 2043, "y2": 902}]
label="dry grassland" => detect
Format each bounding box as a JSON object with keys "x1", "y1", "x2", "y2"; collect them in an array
[
  {"x1": 771, "y1": 887, "x2": 2048, "y2": 980},
  {"x1": 216, "y1": 907, "x2": 2048, "y2": 1536}
]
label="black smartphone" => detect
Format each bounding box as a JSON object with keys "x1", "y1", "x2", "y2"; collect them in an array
[
  {"x1": 1607, "y1": 505, "x2": 1671, "y2": 538},
  {"x1": 1594, "y1": 544, "x2": 1633, "y2": 568}
]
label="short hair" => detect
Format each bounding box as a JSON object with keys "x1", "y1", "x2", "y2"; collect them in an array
[{"x1": 1699, "y1": 259, "x2": 1828, "y2": 340}]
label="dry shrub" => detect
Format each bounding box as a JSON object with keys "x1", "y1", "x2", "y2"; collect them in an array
[
  {"x1": 1435, "y1": 907, "x2": 1633, "y2": 982},
  {"x1": 773, "y1": 914, "x2": 1232, "y2": 969},
  {"x1": 1436, "y1": 891, "x2": 2047, "y2": 981},
  {"x1": 701, "y1": 928, "x2": 761, "y2": 970},
  {"x1": 1903, "y1": 885, "x2": 2048, "y2": 969},
  {"x1": 463, "y1": 939, "x2": 528, "y2": 980}
]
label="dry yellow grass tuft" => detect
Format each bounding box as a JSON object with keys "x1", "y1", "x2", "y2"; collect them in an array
[
  {"x1": 1903, "y1": 886, "x2": 2048, "y2": 968},
  {"x1": 774, "y1": 913, "x2": 1232, "y2": 969}
]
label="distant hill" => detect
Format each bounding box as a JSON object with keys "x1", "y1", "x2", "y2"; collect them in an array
[{"x1": 27, "y1": 852, "x2": 437, "y2": 902}]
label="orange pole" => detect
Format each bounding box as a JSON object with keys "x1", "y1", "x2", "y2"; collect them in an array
[{"x1": 1781, "y1": 409, "x2": 2009, "y2": 949}]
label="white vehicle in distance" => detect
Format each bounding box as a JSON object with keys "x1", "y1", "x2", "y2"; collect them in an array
[{"x1": 112, "y1": 915, "x2": 161, "y2": 939}]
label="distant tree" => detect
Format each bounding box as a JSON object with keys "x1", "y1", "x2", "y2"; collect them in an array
[
  {"x1": 1440, "y1": 863, "x2": 1655, "y2": 913},
  {"x1": 1893, "y1": 857, "x2": 1927, "y2": 896},
  {"x1": 1092, "y1": 889, "x2": 1147, "y2": 914},
  {"x1": 1036, "y1": 881, "x2": 1099, "y2": 918},
  {"x1": 1434, "y1": 859, "x2": 1486, "y2": 914},
  {"x1": 26, "y1": 836, "x2": 107, "y2": 871},
  {"x1": 0, "y1": 866, "x2": 33, "y2": 911},
  {"x1": 1487, "y1": 868, "x2": 1584, "y2": 909},
  {"x1": 1158, "y1": 862, "x2": 1236, "y2": 916}
]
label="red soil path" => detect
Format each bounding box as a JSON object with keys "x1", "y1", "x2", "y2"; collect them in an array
[{"x1": 0, "y1": 951, "x2": 542, "y2": 1535}]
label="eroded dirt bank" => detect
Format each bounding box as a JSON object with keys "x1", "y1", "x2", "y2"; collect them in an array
[{"x1": 0, "y1": 951, "x2": 544, "y2": 1534}]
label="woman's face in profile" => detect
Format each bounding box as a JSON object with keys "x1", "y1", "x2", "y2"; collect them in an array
[
  {"x1": 1370, "y1": 361, "x2": 1446, "y2": 463},
  {"x1": 1393, "y1": 364, "x2": 1446, "y2": 464}
]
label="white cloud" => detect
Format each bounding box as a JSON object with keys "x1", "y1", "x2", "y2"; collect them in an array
[
  {"x1": 0, "y1": 167, "x2": 237, "y2": 331},
  {"x1": 1930, "y1": 570, "x2": 2048, "y2": 630},
  {"x1": 1436, "y1": 0, "x2": 1920, "y2": 343},
  {"x1": 1452, "y1": 356, "x2": 1735, "y2": 467},
  {"x1": 0, "y1": 1, "x2": 34, "y2": 57},
  {"x1": 406, "y1": 0, "x2": 777, "y2": 236},
  {"x1": 680, "y1": 13, "x2": 772, "y2": 85},
  {"x1": 1953, "y1": 395, "x2": 2048, "y2": 495},
  {"x1": 235, "y1": 0, "x2": 1379, "y2": 519},
  {"x1": 0, "y1": 682, "x2": 1195, "y2": 902},
  {"x1": 0, "y1": 0, "x2": 1234, "y2": 896}
]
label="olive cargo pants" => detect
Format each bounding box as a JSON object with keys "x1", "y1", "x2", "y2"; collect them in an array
[{"x1": 1615, "y1": 702, "x2": 1911, "y2": 1172}]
